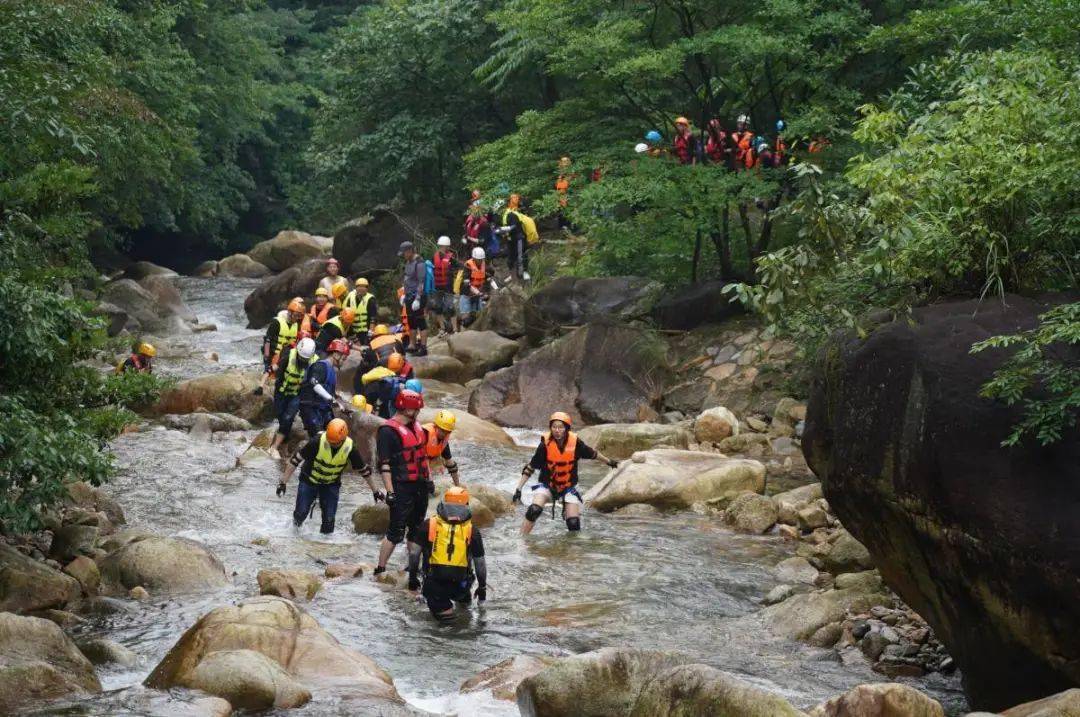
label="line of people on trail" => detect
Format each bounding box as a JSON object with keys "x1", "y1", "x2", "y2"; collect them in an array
[{"x1": 464, "y1": 192, "x2": 540, "y2": 282}]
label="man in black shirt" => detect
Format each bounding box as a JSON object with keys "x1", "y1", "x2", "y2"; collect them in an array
[{"x1": 408, "y1": 486, "x2": 487, "y2": 620}]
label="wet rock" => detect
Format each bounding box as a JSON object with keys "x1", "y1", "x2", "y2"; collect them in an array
[
  {"x1": 352, "y1": 504, "x2": 390, "y2": 535},
  {"x1": 41, "y1": 609, "x2": 85, "y2": 628},
  {"x1": 139, "y1": 274, "x2": 197, "y2": 323},
  {"x1": 833, "y1": 571, "x2": 882, "y2": 593},
  {"x1": 446, "y1": 330, "x2": 520, "y2": 378},
  {"x1": 410, "y1": 353, "x2": 470, "y2": 384},
  {"x1": 193, "y1": 260, "x2": 219, "y2": 277},
  {"x1": 325, "y1": 563, "x2": 369, "y2": 579},
  {"x1": 724, "y1": 491, "x2": 779, "y2": 533},
  {"x1": 92, "y1": 301, "x2": 129, "y2": 336},
  {"x1": 159, "y1": 412, "x2": 253, "y2": 432},
  {"x1": 248, "y1": 230, "x2": 327, "y2": 272},
  {"x1": 153, "y1": 371, "x2": 272, "y2": 423},
  {"x1": 145, "y1": 596, "x2": 402, "y2": 706},
  {"x1": 243, "y1": 257, "x2": 327, "y2": 328},
  {"x1": 461, "y1": 655, "x2": 556, "y2": 701},
  {"x1": 808, "y1": 682, "x2": 944, "y2": 717},
  {"x1": 256, "y1": 570, "x2": 323, "y2": 601},
  {"x1": 99, "y1": 535, "x2": 229, "y2": 594},
  {"x1": 631, "y1": 663, "x2": 806, "y2": 717},
  {"x1": 63, "y1": 556, "x2": 101, "y2": 595},
  {"x1": 444, "y1": 482, "x2": 513, "y2": 516},
  {"x1": 576, "y1": 422, "x2": 692, "y2": 460},
  {"x1": 65, "y1": 482, "x2": 125, "y2": 527},
  {"x1": 1000, "y1": 688, "x2": 1080, "y2": 716},
  {"x1": 803, "y1": 292, "x2": 1080, "y2": 710},
  {"x1": 584, "y1": 449, "x2": 764, "y2": 512},
  {"x1": 762, "y1": 585, "x2": 893, "y2": 641},
  {"x1": 650, "y1": 280, "x2": 744, "y2": 331},
  {"x1": 821, "y1": 530, "x2": 874, "y2": 575},
  {"x1": 773, "y1": 483, "x2": 823, "y2": 525},
  {"x1": 101, "y1": 279, "x2": 183, "y2": 333},
  {"x1": 524, "y1": 276, "x2": 661, "y2": 343},
  {"x1": 185, "y1": 648, "x2": 311, "y2": 710},
  {"x1": 218, "y1": 253, "x2": 272, "y2": 278},
  {"x1": 49, "y1": 524, "x2": 100, "y2": 563},
  {"x1": 122, "y1": 261, "x2": 178, "y2": 281},
  {"x1": 76, "y1": 637, "x2": 138, "y2": 667},
  {"x1": 0, "y1": 612, "x2": 102, "y2": 712},
  {"x1": 469, "y1": 322, "x2": 664, "y2": 427},
  {"x1": 0, "y1": 543, "x2": 81, "y2": 613},
  {"x1": 129, "y1": 586, "x2": 150, "y2": 601},
  {"x1": 808, "y1": 622, "x2": 843, "y2": 649},
  {"x1": 693, "y1": 406, "x2": 740, "y2": 444},
  {"x1": 774, "y1": 557, "x2": 820, "y2": 585},
  {"x1": 763, "y1": 583, "x2": 809, "y2": 605},
  {"x1": 717, "y1": 432, "x2": 772, "y2": 454},
  {"x1": 473, "y1": 283, "x2": 527, "y2": 338},
  {"x1": 416, "y1": 408, "x2": 513, "y2": 447},
  {"x1": 797, "y1": 503, "x2": 829, "y2": 531}
]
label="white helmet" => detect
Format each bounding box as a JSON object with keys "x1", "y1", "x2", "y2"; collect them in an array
[
  {"x1": 634, "y1": 142, "x2": 649, "y2": 154},
  {"x1": 297, "y1": 337, "x2": 316, "y2": 360},
  {"x1": 737, "y1": 114, "x2": 750, "y2": 124},
  {"x1": 472, "y1": 247, "x2": 486, "y2": 261},
  {"x1": 437, "y1": 235, "x2": 451, "y2": 247}
]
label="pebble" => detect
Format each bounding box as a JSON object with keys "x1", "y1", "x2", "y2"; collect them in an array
[
  {"x1": 851, "y1": 621, "x2": 870, "y2": 639},
  {"x1": 129, "y1": 586, "x2": 150, "y2": 601}
]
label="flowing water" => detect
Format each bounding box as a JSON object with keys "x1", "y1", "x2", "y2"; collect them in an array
[{"x1": 34, "y1": 277, "x2": 967, "y2": 715}]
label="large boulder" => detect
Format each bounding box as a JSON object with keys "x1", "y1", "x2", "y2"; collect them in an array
[
  {"x1": 761, "y1": 584, "x2": 893, "y2": 641},
  {"x1": 91, "y1": 301, "x2": 129, "y2": 336},
  {"x1": 468, "y1": 321, "x2": 665, "y2": 427},
  {"x1": 631, "y1": 663, "x2": 806, "y2": 717},
  {"x1": 100, "y1": 279, "x2": 179, "y2": 333},
  {"x1": 0, "y1": 543, "x2": 81, "y2": 613},
  {"x1": 524, "y1": 276, "x2": 661, "y2": 343},
  {"x1": 650, "y1": 280, "x2": 744, "y2": 330},
  {"x1": 803, "y1": 293, "x2": 1080, "y2": 711},
  {"x1": 247, "y1": 230, "x2": 328, "y2": 272},
  {"x1": 138, "y1": 274, "x2": 197, "y2": 323},
  {"x1": 473, "y1": 283, "x2": 527, "y2": 338},
  {"x1": 575, "y1": 422, "x2": 692, "y2": 460},
  {"x1": 183, "y1": 649, "x2": 311, "y2": 710},
  {"x1": 693, "y1": 406, "x2": 740, "y2": 444},
  {"x1": 1000, "y1": 688, "x2": 1080, "y2": 716},
  {"x1": 243, "y1": 258, "x2": 327, "y2": 328},
  {"x1": 122, "y1": 261, "x2": 178, "y2": 281},
  {"x1": 99, "y1": 535, "x2": 229, "y2": 594},
  {"x1": 218, "y1": 253, "x2": 271, "y2": 278},
  {"x1": 410, "y1": 353, "x2": 470, "y2": 384},
  {"x1": 417, "y1": 408, "x2": 513, "y2": 447},
  {"x1": 333, "y1": 208, "x2": 446, "y2": 278},
  {"x1": 723, "y1": 491, "x2": 778, "y2": 533},
  {"x1": 583, "y1": 449, "x2": 765, "y2": 512},
  {"x1": 807, "y1": 683, "x2": 945, "y2": 717},
  {"x1": 461, "y1": 655, "x2": 556, "y2": 701},
  {"x1": 145, "y1": 596, "x2": 402, "y2": 707},
  {"x1": 153, "y1": 371, "x2": 272, "y2": 423},
  {"x1": 446, "y1": 330, "x2": 520, "y2": 378},
  {"x1": 0, "y1": 612, "x2": 102, "y2": 712}
]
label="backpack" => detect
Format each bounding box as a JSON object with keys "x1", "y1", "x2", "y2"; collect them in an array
[
  {"x1": 424, "y1": 260, "x2": 435, "y2": 294},
  {"x1": 504, "y1": 209, "x2": 541, "y2": 245}
]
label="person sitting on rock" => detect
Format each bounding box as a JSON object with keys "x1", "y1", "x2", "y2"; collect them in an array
[
  {"x1": 276, "y1": 418, "x2": 382, "y2": 535},
  {"x1": 423, "y1": 410, "x2": 461, "y2": 487},
  {"x1": 119, "y1": 342, "x2": 156, "y2": 373},
  {"x1": 314, "y1": 307, "x2": 355, "y2": 356},
  {"x1": 298, "y1": 338, "x2": 352, "y2": 438},
  {"x1": 512, "y1": 412, "x2": 618, "y2": 534},
  {"x1": 408, "y1": 486, "x2": 487, "y2": 620},
  {"x1": 318, "y1": 257, "x2": 350, "y2": 298},
  {"x1": 269, "y1": 337, "x2": 317, "y2": 460}
]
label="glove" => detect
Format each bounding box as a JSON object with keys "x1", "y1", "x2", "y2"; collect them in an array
[
  {"x1": 373, "y1": 491, "x2": 386, "y2": 503},
  {"x1": 607, "y1": 459, "x2": 619, "y2": 469},
  {"x1": 475, "y1": 585, "x2": 487, "y2": 602},
  {"x1": 276, "y1": 482, "x2": 286, "y2": 498},
  {"x1": 512, "y1": 489, "x2": 522, "y2": 503},
  {"x1": 411, "y1": 299, "x2": 420, "y2": 312},
  {"x1": 385, "y1": 492, "x2": 396, "y2": 507},
  {"x1": 427, "y1": 480, "x2": 435, "y2": 496}
]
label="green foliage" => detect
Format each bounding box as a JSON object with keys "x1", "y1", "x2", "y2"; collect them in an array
[{"x1": 971, "y1": 302, "x2": 1080, "y2": 447}]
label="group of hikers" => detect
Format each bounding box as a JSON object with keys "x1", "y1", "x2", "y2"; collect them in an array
[
  {"x1": 243, "y1": 251, "x2": 617, "y2": 620},
  {"x1": 637, "y1": 114, "x2": 827, "y2": 169}
]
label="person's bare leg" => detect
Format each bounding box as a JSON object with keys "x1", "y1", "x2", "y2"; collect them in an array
[{"x1": 377, "y1": 538, "x2": 396, "y2": 570}]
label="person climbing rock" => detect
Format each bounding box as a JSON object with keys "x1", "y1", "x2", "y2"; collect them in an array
[
  {"x1": 408, "y1": 486, "x2": 488, "y2": 619},
  {"x1": 314, "y1": 307, "x2": 355, "y2": 356},
  {"x1": 423, "y1": 410, "x2": 461, "y2": 487},
  {"x1": 499, "y1": 194, "x2": 531, "y2": 281},
  {"x1": 318, "y1": 257, "x2": 350, "y2": 298},
  {"x1": 298, "y1": 338, "x2": 352, "y2": 439},
  {"x1": 370, "y1": 323, "x2": 406, "y2": 365},
  {"x1": 429, "y1": 236, "x2": 463, "y2": 336},
  {"x1": 513, "y1": 412, "x2": 618, "y2": 534},
  {"x1": 302, "y1": 288, "x2": 337, "y2": 339},
  {"x1": 373, "y1": 388, "x2": 432, "y2": 582},
  {"x1": 262, "y1": 298, "x2": 304, "y2": 388},
  {"x1": 398, "y1": 241, "x2": 429, "y2": 356},
  {"x1": 459, "y1": 247, "x2": 496, "y2": 327},
  {"x1": 359, "y1": 353, "x2": 408, "y2": 419},
  {"x1": 269, "y1": 336, "x2": 317, "y2": 459},
  {"x1": 276, "y1": 418, "x2": 381, "y2": 535},
  {"x1": 119, "y1": 342, "x2": 156, "y2": 373},
  {"x1": 341, "y1": 277, "x2": 376, "y2": 344}
]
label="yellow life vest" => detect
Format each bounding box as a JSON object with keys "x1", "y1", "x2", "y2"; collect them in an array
[
  {"x1": 427, "y1": 515, "x2": 472, "y2": 575},
  {"x1": 275, "y1": 315, "x2": 299, "y2": 354},
  {"x1": 361, "y1": 365, "x2": 396, "y2": 385},
  {"x1": 502, "y1": 209, "x2": 540, "y2": 245},
  {"x1": 309, "y1": 432, "x2": 354, "y2": 484},
  {"x1": 278, "y1": 348, "x2": 309, "y2": 397},
  {"x1": 343, "y1": 291, "x2": 373, "y2": 327}
]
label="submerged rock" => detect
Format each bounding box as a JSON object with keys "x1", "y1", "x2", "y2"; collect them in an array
[
  {"x1": 75, "y1": 637, "x2": 139, "y2": 668},
  {"x1": 0, "y1": 612, "x2": 102, "y2": 712},
  {"x1": 461, "y1": 655, "x2": 556, "y2": 701}
]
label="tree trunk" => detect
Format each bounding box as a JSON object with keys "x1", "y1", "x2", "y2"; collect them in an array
[
  {"x1": 691, "y1": 228, "x2": 702, "y2": 282},
  {"x1": 709, "y1": 205, "x2": 735, "y2": 278}
]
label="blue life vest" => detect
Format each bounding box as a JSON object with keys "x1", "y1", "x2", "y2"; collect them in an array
[{"x1": 301, "y1": 358, "x2": 337, "y2": 406}]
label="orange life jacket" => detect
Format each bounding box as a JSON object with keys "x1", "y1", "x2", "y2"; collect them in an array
[
  {"x1": 385, "y1": 419, "x2": 430, "y2": 482},
  {"x1": 732, "y1": 131, "x2": 755, "y2": 169},
  {"x1": 465, "y1": 259, "x2": 486, "y2": 290},
  {"x1": 432, "y1": 251, "x2": 454, "y2": 290},
  {"x1": 543, "y1": 431, "x2": 578, "y2": 492},
  {"x1": 310, "y1": 302, "x2": 333, "y2": 324},
  {"x1": 423, "y1": 422, "x2": 450, "y2": 459},
  {"x1": 555, "y1": 176, "x2": 570, "y2": 207}
]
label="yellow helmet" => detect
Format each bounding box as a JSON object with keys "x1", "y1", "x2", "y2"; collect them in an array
[
  {"x1": 355, "y1": 277, "x2": 369, "y2": 287},
  {"x1": 137, "y1": 342, "x2": 156, "y2": 358},
  {"x1": 351, "y1": 394, "x2": 372, "y2": 413},
  {"x1": 372, "y1": 324, "x2": 390, "y2": 337},
  {"x1": 315, "y1": 287, "x2": 329, "y2": 297},
  {"x1": 331, "y1": 282, "x2": 348, "y2": 299},
  {"x1": 434, "y1": 410, "x2": 457, "y2": 432}
]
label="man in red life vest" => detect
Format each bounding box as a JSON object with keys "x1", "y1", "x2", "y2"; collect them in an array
[
  {"x1": 672, "y1": 116, "x2": 700, "y2": 165},
  {"x1": 429, "y1": 235, "x2": 463, "y2": 335}
]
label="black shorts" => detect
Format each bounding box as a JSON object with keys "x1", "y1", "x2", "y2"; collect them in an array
[
  {"x1": 386, "y1": 480, "x2": 430, "y2": 544},
  {"x1": 422, "y1": 576, "x2": 472, "y2": 616},
  {"x1": 429, "y1": 290, "x2": 456, "y2": 316},
  {"x1": 405, "y1": 294, "x2": 428, "y2": 331}
]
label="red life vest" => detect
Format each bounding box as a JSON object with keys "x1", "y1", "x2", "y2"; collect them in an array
[
  {"x1": 544, "y1": 431, "x2": 578, "y2": 492},
  {"x1": 385, "y1": 419, "x2": 430, "y2": 482},
  {"x1": 398, "y1": 360, "x2": 413, "y2": 378},
  {"x1": 466, "y1": 259, "x2": 486, "y2": 290},
  {"x1": 432, "y1": 251, "x2": 454, "y2": 290},
  {"x1": 465, "y1": 214, "x2": 487, "y2": 240},
  {"x1": 673, "y1": 133, "x2": 695, "y2": 164},
  {"x1": 705, "y1": 133, "x2": 727, "y2": 164}
]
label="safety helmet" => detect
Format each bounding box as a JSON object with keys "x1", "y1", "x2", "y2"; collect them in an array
[
  {"x1": 634, "y1": 142, "x2": 649, "y2": 154},
  {"x1": 776, "y1": 119, "x2": 786, "y2": 132},
  {"x1": 549, "y1": 411, "x2": 573, "y2": 428},
  {"x1": 737, "y1": 114, "x2": 750, "y2": 125},
  {"x1": 472, "y1": 247, "x2": 486, "y2": 261},
  {"x1": 395, "y1": 389, "x2": 424, "y2": 411},
  {"x1": 471, "y1": 189, "x2": 481, "y2": 200},
  {"x1": 372, "y1": 324, "x2": 390, "y2": 337},
  {"x1": 137, "y1": 342, "x2": 156, "y2": 358},
  {"x1": 351, "y1": 394, "x2": 371, "y2": 412},
  {"x1": 339, "y1": 308, "x2": 355, "y2": 325},
  {"x1": 387, "y1": 353, "x2": 405, "y2": 371},
  {"x1": 404, "y1": 378, "x2": 424, "y2": 393},
  {"x1": 434, "y1": 410, "x2": 457, "y2": 432},
  {"x1": 508, "y1": 193, "x2": 521, "y2": 209},
  {"x1": 314, "y1": 287, "x2": 329, "y2": 298},
  {"x1": 331, "y1": 282, "x2": 347, "y2": 299},
  {"x1": 287, "y1": 298, "x2": 305, "y2": 314},
  {"x1": 326, "y1": 258, "x2": 340, "y2": 268},
  {"x1": 327, "y1": 338, "x2": 351, "y2": 356},
  {"x1": 437, "y1": 235, "x2": 451, "y2": 247},
  {"x1": 443, "y1": 485, "x2": 469, "y2": 505},
  {"x1": 296, "y1": 337, "x2": 316, "y2": 360},
  {"x1": 675, "y1": 116, "x2": 690, "y2": 127},
  {"x1": 326, "y1": 418, "x2": 348, "y2": 443},
  {"x1": 646, "y1": 130, "x2": 662, "y2": 142},
  {"x1": 355, "y1": 277, "x2": 369, "y2": 287}
]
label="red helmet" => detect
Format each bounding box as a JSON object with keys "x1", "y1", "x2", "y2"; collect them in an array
[
  {"x1": 327, "y1": 339, "x2": 351, "y2": 356},
  {"x1": 395, "y1": 389, "x2": 424, "y2": 411}
]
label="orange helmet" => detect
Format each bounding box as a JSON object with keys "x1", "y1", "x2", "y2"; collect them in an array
[
  {"x1": 339, "y1": 308, "x2": 355, "y2": 325},
  {"x1": 326, "y1": 418, "x2": 348, "y2": 443},
  {"x1": 387, "y1": 352, "x2": 405, "y2": 371},
  {"x1": 675, "y1": 116, "x2": 690, "y2": 127},
  {"x1": 331, "y1": 282, "x2": 348, "y2": 299},
  {"x1": 444, "y1": 486, "x2": 469, "y2": 505},
  {"x1": 287, "y1": 298, "x2": 305, "y2": 314},
  {"x1": 549, "y1": 411, "x2": 573, "y2": 428}
]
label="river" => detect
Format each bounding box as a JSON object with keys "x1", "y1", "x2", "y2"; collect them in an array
[{"x1": 30, "y1": 277, "x2": 967, "y2": 715}]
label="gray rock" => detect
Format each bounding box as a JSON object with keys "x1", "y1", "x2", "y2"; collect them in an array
[
  {"x1": 76, "y1": 638, "x2": 138, "y2": 667},
  {"x1": 773, "y1": 557, "x2": 819, "y2": 585},
  {"x1": 0, "y1": 543, "x2": 81, "y2": 613},
  {"x1": 0, "y1": 613, "x2": 101, "y2": 712}
]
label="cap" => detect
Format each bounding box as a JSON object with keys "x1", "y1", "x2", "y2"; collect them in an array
[{"x1": 397, "y1": 241, "x2": 414, "y2": 256}]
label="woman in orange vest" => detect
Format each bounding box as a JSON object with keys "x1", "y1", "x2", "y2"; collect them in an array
[
  {"x1": 731, "y1": 114, "x2": 755, "y2": 171},
  {"x1": 512, "y1": 412, "x2": 619, "y2": 534},
  {"x1": 303, "y1": 288, "x2": 337, "y2": 338},
  {"x1": 459, "y1": 247, "x2": 494, "y2": 327},
  {"x1": 422, "y1": 410, "x2": 461, "y2": 486}
]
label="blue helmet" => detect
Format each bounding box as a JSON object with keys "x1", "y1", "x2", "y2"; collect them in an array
[
  {"x1": 776, "y1": 120, "x2": 786, "y2": 132},
  {"x1": 404, "y1": 378, "x2": 424, "y2": 394},
  {"x1": 645, "y1": 130, "x2": 662, "y2": 143}
]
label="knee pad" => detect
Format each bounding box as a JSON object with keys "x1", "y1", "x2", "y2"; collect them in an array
[
  {"x1": 525, "y1": 504, "x2": 544, "y2": 522},
  {"x1": 566, "y1": 517, "x2": 581, "y2": 532}
]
